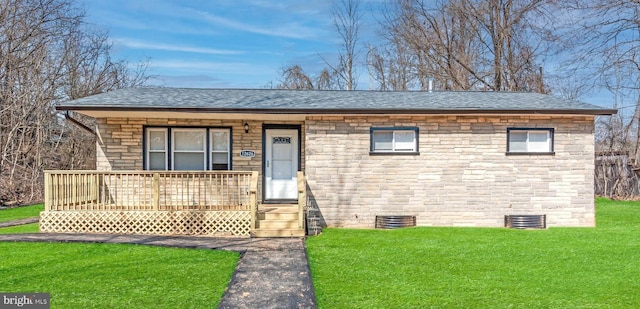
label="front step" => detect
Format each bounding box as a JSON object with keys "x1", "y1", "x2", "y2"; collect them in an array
[
  {"x1": 256, "y1": 219, "x2": 300, "y2": 229},
  {"x1": 254, "y1": 204, "x2": 304, "y2": 238},
  {"x1": 253, "y1": 229, "x2": 305, "y2": 237}
]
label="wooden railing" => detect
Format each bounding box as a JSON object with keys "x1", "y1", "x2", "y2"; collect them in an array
[
  {"x1": 297, "y1": 171, "x2": 306, "y2": 230},
  {"x1": 44, "y1": 170, "x2": 259, "y2": 212}
]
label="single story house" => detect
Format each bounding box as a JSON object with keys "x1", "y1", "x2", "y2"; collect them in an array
[{"x1": 41, "y1": 88, "x2": 615, "y2": 237}]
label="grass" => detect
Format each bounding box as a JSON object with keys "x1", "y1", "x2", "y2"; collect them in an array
[
  {"x1": 0, "y1": 204, "x2": 239, "y2": 307},
  {"x1": 0, "y1": 223, "x2": 39, "y2": 234},
  {"x1": 0, "y1": 204, "x2": 44, "y2": 222},
  {"x1": 306, "y1": 197, "x2": 640, "y2": 308},
  {"x1": 0, "y1": 242, "x2": 239, "y2": 308}
]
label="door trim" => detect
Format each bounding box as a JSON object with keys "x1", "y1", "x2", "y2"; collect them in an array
[{"x1": 262, "y1": 124, "x2": 302, "y2": 203}]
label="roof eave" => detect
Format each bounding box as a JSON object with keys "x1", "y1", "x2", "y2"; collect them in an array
[{"x1": 55, "y1": 105, "x2": 617, "y2": 116}]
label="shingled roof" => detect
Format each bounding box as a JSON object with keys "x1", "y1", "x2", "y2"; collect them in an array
[{"x1": 56, "y1": 87, "x2": 616, "y2": 115}]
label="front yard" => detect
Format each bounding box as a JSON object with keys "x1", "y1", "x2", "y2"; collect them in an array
[
  {"x1": 306, "y1": 198, "x2": 640, "y2": 308},
  {"x1": 1, "y1": 204, "x2": 240, "y2": 308},
  {"x1": 0, "y1": 242, "x2": 238, "y2": 308},
  {"x1": 0, "y1": 204, "x2": 43, "y2": 222},
  {"x1": 2, "y1": 199, "x2": 639, "y2": 308}
]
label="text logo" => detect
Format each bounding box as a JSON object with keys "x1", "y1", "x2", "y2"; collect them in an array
[{"x1": 1, "y1": 293, "x2": 49, "y2": 309}]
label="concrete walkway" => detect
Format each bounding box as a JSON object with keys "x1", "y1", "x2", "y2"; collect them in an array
[{"x1": 0, "y1": 233, "x2": 317, "y2": 309}]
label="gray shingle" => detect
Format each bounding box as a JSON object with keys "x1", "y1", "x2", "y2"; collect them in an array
[{"x1": 56, "y1": 87, "x2": 616, "y2": 115}]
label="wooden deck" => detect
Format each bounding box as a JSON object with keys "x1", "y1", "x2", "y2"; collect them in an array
[{"x1": 40, "y1": 170, "x2": 306, "y2": 237}]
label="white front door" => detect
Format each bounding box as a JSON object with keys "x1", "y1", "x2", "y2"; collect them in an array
[{"x1": 265, "y1": 129, "x2": 299, "y2": 200}]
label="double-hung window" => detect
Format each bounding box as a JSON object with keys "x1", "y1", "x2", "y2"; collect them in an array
[
  {"x1": 507, "y1": 128, "x2": 554, "y2": 154},
  {"x1": 145, "y1": 127, "x2": 231, "y2": 170},
  {"x1": 147, "y1": 128, "x2": 168, "y2": 170},
  {"x1": 172, "y1": 129, "x2": 206, "y2": 170},
  {"x1": 210, "y1": 129, "x2": 230, "y2": 170},
  {"x1": 370, "y1": 127, "x2": 419, "y2": 154}
]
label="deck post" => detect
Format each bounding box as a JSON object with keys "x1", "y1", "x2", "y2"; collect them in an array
[
  {"x1": 249, "y1": 171, "x2": 259, "y2": 230},
  {"x1": 153, "y1": 172, "x2": 160, "y2": 211},
  {"x1": 44, "y1": 172, "x2": 51, "y2": 211},
  {"x1": 297, "y1": 171, "x2": 306, "y2": 230}
]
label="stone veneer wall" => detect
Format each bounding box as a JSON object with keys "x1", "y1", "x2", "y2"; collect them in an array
[
  {"x1": 304, "y1": 115, "x2": 596, "y2": 228},
  {"x1": 95, "y1": 118, "x2": 305, "y2": 201}
]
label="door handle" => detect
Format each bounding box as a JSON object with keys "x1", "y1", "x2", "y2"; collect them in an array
[{"x1": 266, "y1": 160, "x2": 269, "y2": 167}]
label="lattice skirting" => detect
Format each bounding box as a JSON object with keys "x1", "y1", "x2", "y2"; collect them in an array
[{"x1": 40, "y1": 210, "x2": 251, "y2": 237}]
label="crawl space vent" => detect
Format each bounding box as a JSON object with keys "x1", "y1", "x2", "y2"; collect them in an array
[
  {"x1": 505, "y1": 215, "x2": 546, "y2": 229},
  {"x1": 375, "y1": 215, "x2": 416, "y2": 229}
]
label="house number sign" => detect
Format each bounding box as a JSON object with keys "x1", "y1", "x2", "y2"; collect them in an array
[{"x1": 240, "y1": 150, "x2": 255, "y2": 158}]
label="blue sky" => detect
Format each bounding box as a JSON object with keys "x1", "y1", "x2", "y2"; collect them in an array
[
  {"x1": 78, "y1": 0, "x2": 615, "y2": 108},
  {"x1": 80, "y1": 0, "x2": 383, "y2": 89}
]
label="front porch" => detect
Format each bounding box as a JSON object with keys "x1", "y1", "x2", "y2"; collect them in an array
[{"x1": 40, "y1": 170, "x2": 306, "y2": 237}]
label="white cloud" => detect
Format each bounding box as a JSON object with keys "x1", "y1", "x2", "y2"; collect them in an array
[
  {"x1": 148, "y1": 74, "x2": 254, "y2": 88},
  {"x1": 189, "y1": 10, "x2": 323, "y2": 40},
  {"x1": 150, "y1": 60, "x2": 271, "y2": 74},
  {"x1": 115, "y1": 38, "x2": 244, "y2": 55},
  {"x1": 246, "y1": 0, "x2": 330, "y2": 15}
]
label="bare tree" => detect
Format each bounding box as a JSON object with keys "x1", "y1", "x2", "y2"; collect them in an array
[
  {"x1": 331, "y1": 0, "x2": 361, "y2": 90},
  {"x1": 316, "y1": 68, "x2": 339, "y2": 90},
  {"x1": 62, "y1": 26, "x2": 148, "y2": 100},
  {"x1": 278, "y1": 65, "x2": 315, "y2": 90},
  {"x1": 276, "y1": 0, "x2": 363, "y2": 91},
  {"x1": 0, "y1": 0, "x2": 147, "y2": 206},
  {"x1": 560, "y1": 1, "x2": 640, "y2": 158},
  {"x1": 381, "y1": 0, "x2": 554, "y2": 92},
  {"x1": 277, "y1": 64, "x2": 342, "y2": 90},
  {"x1": 369, "y1": 42, "x2": 416, "y2": 90}
]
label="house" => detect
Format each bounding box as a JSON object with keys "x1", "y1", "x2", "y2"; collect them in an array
[{"x1": 41, "y1": 88, "x2": 616, "y2": 237}]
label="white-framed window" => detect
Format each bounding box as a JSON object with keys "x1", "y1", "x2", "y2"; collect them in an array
[
  {"x1": 210, "y1": 129, "x2": 230, "y2": 170},
  {"x1": 146, "y1": 128, "x2": 167, "y2": 170},
  {"x1": 507, "y1": 128, "x2": 554, "y2": 154},
  {"x1": 144, "y1": 127, "x2": 232, "y2": 170},
  {"x1": 370, "y1": 127, "x2": 419, "y2": 154},
  {"x1": 172, "y1": 129, "x2": 206, "y2": 170}
]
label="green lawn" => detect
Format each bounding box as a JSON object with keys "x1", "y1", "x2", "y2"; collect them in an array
[
  {"x1": 0, "y1": 203, "x2": 239, "y2": 307},
  {"x1": 306, "y1": 198, "x2": 640, "y2": 308},
  {"x1": 0, "y1": 242, "x2": 239, "y2": 308},
  {"x1": 0, "y1": 223, "x2": 39, "y2": 234},
  {"x1": 0, "y1": 204, "x2": 44, "y2": 222}
]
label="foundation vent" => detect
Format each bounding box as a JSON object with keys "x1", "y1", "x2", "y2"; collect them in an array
[
  {"x1": 505, "y1": 215, "x2": 546, "y2": 229},
  {"x1": 375, "y1": 215, "x2": 416, "y2": 229}
]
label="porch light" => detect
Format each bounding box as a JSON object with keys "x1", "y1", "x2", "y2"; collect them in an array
[{"x1": 244, "y1": 122, "x2": 249, "y2": 133}]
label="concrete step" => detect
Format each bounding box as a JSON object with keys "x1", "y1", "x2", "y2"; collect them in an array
[
  {"x1": 256, "y1": 219, "x2": 301, "y2": 230},
  {"x1": 253, "y1": 228, "x2": 305, "y2": 238}
]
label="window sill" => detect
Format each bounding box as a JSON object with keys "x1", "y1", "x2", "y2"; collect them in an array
[
  {"x1": 369, "y1": 151, "x2": 420, "y2": 156},
  {"x1": 505, "y1": 152, "x2": 555, "y2": 156}
]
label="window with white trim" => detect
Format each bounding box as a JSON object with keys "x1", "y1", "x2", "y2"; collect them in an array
[
  {"x1": 146, "y1": 128, "x2": 168, "y2": 170},
  {"x1": 144, "y1": 127, "x2": 232, "y2": 170},
  {"x1": 172, "y1": 129, "x2": 206, "y2": 170},
  {"x1": 210, "y1": 129, "x2": 230, "y2": 170},
  {"x1": 507, "y1": 128, "x2": 554, "y2": 154},
  {"x1": 370, "y1": 127, "x2": 419, "y2": 154}
]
